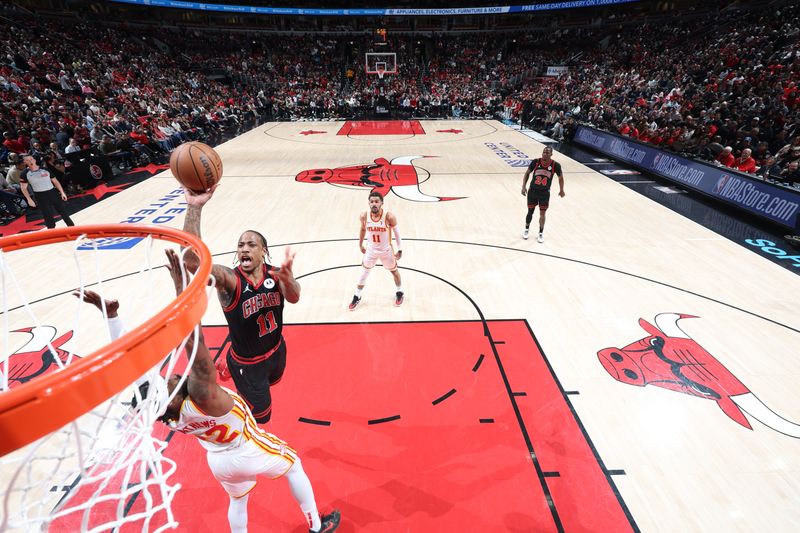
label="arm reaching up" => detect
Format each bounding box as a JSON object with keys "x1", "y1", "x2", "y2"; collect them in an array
[
  {"x1": 73, "y1": 290, "x2": 124, "y2": 340},
  {"x1": 272, "y1": 247, "x2": 301, "y2": 304},
  {"x1": 181, "y1": 184, "x2": 238, "y2": 307},
  {"x1": 165, "y1": 248, "x2": 232, "y2": 416}
]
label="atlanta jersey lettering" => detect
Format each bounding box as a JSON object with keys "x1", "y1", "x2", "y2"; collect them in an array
[
  {"x1": 527, "y1": 158, "x2": 562, "y2": 191},
  {"x1": 223, "y1": 264, "x2": 284, "y2": 358},
  {"x1": 366, "y1": 210, "x2": 391, "y2": 250}
]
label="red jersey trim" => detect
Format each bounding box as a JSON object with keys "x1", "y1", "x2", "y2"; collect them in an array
[
  {"x1": 236, "y1": 263, "x2": 269, "y2": 291},
  {"x1": 229, "y1": 337, "x2": 284, "y2": 365},
  {"x1": 222, "y1": 271, "x2": 242, "y2": 313}
]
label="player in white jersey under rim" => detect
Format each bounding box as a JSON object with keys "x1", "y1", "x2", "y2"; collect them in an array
[{"x1": 76, "y1": 248, "x2": 340, "y2": 533}]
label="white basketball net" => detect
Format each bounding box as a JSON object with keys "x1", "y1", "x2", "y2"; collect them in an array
[{"x1": 0, "y1": 235, "x2": 208, "y2": 532}]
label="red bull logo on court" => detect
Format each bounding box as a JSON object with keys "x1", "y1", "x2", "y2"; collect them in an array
[
  {"x1": 4, "y1": 326, "x2": 77, "y2": 388},
  {"x1": 598, "y1": 313, "x2": 800, "y2": 438},
  {"x1": 295, "y1": 155, "x2": 464, "y2": 202}
]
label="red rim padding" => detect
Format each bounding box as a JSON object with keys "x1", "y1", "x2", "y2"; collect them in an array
[{"x1": 0, "y1": 224, "x2": 212, "y2": 457}]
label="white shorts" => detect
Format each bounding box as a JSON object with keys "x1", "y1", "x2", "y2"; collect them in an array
[
  {"x1": 205, "y1": 433, "x2": 298, "y2": 498},
  {"x1": 363, "y1": 246, "x2": 397, "y2": 270}
]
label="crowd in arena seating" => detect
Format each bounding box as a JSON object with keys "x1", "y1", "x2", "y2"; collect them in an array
[
  {"x1": 516, "y1": 4, "x2": 800, "y2": 188},
  {"x1": 1, "y1": 2, "x2": 799, "y2": 222}
]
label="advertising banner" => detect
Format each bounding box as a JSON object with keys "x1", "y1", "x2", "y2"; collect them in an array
[
  {"x1": 545, "y1": 66, "x2": 569, "y2": 77},
  {"x1": 574, "y1": 125, "x2": 800, "y2": 229},
  {"x1": 110, "y1": 0, "x2": 639, "y2": 16}
]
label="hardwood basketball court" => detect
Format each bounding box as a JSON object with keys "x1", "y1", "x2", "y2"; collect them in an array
[{"x1": 2, "y1": 120, "x2": 799, "y2": 532}]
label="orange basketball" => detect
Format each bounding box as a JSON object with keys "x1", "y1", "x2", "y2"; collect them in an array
[{"x1": 169, "y1": 142, "x2": 223, "y2": 193}]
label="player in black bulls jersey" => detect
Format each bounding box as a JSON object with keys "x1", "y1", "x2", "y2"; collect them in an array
[
  {"x1": 521, "y1": 146, "x2": 565, "y2": 243},
  {"x1": 182, "y1": 185, "x2": 300, "y2": 424}
]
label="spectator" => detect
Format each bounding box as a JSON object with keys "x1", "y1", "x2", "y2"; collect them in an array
[
  {"x1": 98, "y1": 135, "x2": 134, "y2": 170},
  {"x1": 4, "y1": 154, "x2": 25, "y2": 193},
  {"x1": 55, "y1": 126, "x2": 71, "y2": 150},
  {"x1": 734, "y1": 148, "x2": 757, "y2": 174},
  {"x1": 780, "y1": 161, "x2": 800, "y2": 187},
  {"x1": 776, "y1": 137, "x2": 800, "y2": 166},
  {"x1": 3, "y1": 132, "x2": 25, "y2": 155},
  {"x1": 716, "y1": 146, "x2": 736, "y2": 168},
  {"x1": 0, "y1": 168, "x2": 25, "y2": 220},
  {"x1": 757, "y1": 156, "x2": 782, "y2": 181},
  {"x1": 49, "y1": 142, "x2": 65, "y2": 161},
  {"x1": 64, "y1": 138, "x2": 82, "y2": 154}
]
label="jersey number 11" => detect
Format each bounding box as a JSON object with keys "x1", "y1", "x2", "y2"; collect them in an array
[{"x1": 257, "y1": 311, "x2": 277, "y2": 337}]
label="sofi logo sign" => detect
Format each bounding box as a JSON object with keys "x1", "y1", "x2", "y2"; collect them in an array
[{"x1": 745, "y1": 239, "x2": 800, "y2": 268}]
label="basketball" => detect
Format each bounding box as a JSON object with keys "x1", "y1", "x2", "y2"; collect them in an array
[{"x1": 169, "y1": 142, "x2": 223, "y2": 193}]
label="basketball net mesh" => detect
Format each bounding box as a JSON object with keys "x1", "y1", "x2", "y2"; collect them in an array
[{"x1": 0, "y1": 234, "x2": 209, "y2": 532}]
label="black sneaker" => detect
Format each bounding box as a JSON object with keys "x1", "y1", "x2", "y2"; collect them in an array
[
  {"x1": 348, "y1": 295, "x2": 361, "y2": 311},
  {"x1": 312, "y1": 509, "x2": 340, "y2": 533},
  {"x1": 394, "y1": 291, "x2": 404, "y2": 307}
]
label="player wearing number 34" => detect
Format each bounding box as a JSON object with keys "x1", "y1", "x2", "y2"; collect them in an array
[{"x1": 182, "y1": 184, "x2": 301, "y2": 424}]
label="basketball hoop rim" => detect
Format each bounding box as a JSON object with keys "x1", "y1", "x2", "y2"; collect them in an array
[
  {"x1": 364, "y1": 51, "x2": 397, "y2": 77},
  {"x1": 0, "y1": 224, "x2": 212, "y2": 457}
]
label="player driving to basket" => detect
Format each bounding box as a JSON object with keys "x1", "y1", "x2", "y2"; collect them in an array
[
  {"x1": 182, "y1": 184, "x2": 300, "y2": 424},
  {"x1": 74, "y1": 249, "x2": 340, "y2": 533}
]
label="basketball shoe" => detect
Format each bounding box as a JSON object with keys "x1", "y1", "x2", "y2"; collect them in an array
[
  {"x1": 394, "y1": 291, "x2": 404, "y2": 307},
  {"x1": 348, "y1": 295, "x2": 361, "y2": 311},
  {"x1": 522, "y1": 229, "x2": 529, "y2": 240},
  {"x1": 312, "y1": 509, "x2": 341, "y2": 533},
  {"x1": 537, "y1": 233, "x2": 544, "y2": 243}
]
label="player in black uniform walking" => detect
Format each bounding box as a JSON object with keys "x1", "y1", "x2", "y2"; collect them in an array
[
  {"x1": 182, "y1": 184, "x2": 300, "y2": 423},
  {"x1": 521, "y1": 146, "x2": 565, "y2": 243}
]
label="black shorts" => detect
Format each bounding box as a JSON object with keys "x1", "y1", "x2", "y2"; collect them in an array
[
  {"x1": 226, "y1": 338, "x2": 287, "y2": 423},
  {"x1": 527, "y1": 188, "x2": 550, "y2": 210}
]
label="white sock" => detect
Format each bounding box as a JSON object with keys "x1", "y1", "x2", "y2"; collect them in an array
[
  {"x1": 396, "y1": 285, "x2": 403, "y2": 293},
  {"x1": 227, "y1": 494, "x2": 249, "y2": 533},
  {"x1": 285, "y1": 460, "x2": 321, "y2": 531},
  {"x1": 355, "y1": 287, "x2": 362, "y2": 297}
]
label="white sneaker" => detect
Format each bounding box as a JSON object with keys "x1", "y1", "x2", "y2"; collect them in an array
[
  {"x1": 537, "y1": 233, "x2": 544, "y2": 243},
  {"x1": 522, "y1": 229, "x2": 529, "y2": 240}
]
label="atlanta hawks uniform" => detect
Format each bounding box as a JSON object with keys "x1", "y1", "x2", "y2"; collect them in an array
[
  {"x1": 174, "y1": 387, "x2": 298, "y2": 497},
  {"x1": 526, "y1": 158, "x2": 563, "y2": 210},
  {"x1": 363, "y1": 210, "x2": 397, "y2": 271},
  {"x1": 222, "y1": 263, "x2": 286, "y2": 423}
]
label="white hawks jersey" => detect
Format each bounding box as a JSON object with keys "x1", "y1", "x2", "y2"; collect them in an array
[
  {"x1": 365, "y1": 210, "x2": 392, "y2": 251},
  {"x1": 174, "y1": 387, "x2": 294, "y2": 458}
]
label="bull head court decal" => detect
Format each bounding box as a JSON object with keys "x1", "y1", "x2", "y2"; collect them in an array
[
  {"x1": 4, "y1": 326, "x2": 76, "y2": 387},
  {"x1": 295, "y1": 156, "x2": 464, "y2": 202},
  {"x1": 598, "y1": 313, "x2": 800, "y2": 438}
]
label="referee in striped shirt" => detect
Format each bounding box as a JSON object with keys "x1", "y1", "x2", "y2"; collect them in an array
[{"x1": 20, "y1": 154, "x2": 75, "y2": 229}]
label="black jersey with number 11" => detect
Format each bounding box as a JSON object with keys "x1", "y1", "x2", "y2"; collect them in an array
[{"x1": 223, "y1": 264, "x2": 285, "y2": 358}]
